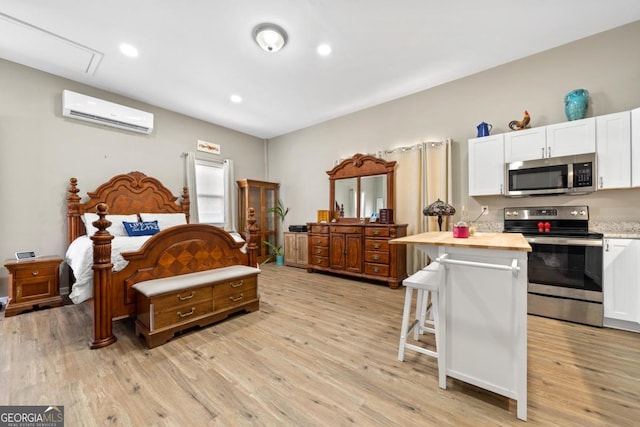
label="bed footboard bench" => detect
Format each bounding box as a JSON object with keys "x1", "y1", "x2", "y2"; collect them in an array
[{"x1": 132, "y1": 265, "x2": 260, "y2": 348}]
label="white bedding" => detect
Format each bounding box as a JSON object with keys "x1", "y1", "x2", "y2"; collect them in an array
[
  {"x1": 65, "y1": 235, "x2": 152, "y2": 304},
  {"x1": 65, "y1": 230, "x2": 247, "y2": 304}
]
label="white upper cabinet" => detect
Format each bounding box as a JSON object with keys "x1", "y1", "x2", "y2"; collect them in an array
[
  {"x1": 546, "y1": 117, "x2": 596, "y2": 158},
  {"x1": 469, "y1": 134, "x2": 505, "y2": 196},
  {"x1": 504, "y1": 127, "x2": 546, "y2": 163},
  {"x1": 632, "y1": 108, "x2": 640, "y2": 187},
  {"x1": 504, "y1": 118, "x2": 595, "y2": 163},
  {"x1": 596, "y1": 111, "x2": 631, "y2": 190}
]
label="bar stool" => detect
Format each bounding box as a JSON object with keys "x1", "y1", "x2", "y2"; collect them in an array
[{"x1": 397, "y1": 262, "x2": 446, "y2": 388}]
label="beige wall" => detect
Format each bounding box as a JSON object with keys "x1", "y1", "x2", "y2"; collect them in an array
[
  {"x1": 0, "y1": 60, "x2": 265, "y2": 295},
  {"x1": 267, "y1": 20, "x2": 640, "y2": 229}
]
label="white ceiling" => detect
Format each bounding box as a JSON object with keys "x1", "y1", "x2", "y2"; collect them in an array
[{"x1": 2, "y1": 1, "x2": 640, "y2": 139}]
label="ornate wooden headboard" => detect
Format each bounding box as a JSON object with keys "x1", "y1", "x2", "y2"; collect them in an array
[{"x1": 67, "y1": 171, "x2": 190, "y2": 244}]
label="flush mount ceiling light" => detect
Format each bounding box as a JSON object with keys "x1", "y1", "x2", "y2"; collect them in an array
[{"x1": 252, "y1": 23, "x2": 287, "y2": 52}]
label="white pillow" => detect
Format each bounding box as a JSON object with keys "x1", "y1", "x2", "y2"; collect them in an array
[
  {"x1": 82, "y1": 213, "x2": 139, "y2": 236},
  {"x1": 139, "y1": 213, "x2": 187, "y2": 230}
]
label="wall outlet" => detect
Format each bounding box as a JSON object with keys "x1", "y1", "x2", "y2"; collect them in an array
[{"x1": 481, "y1": 206, "x2": 489, "y2": 215}]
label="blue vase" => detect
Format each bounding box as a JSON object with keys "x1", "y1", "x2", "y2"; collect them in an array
[{"x1": 564, "y1": 89, "x2": 589, "y2": 121}]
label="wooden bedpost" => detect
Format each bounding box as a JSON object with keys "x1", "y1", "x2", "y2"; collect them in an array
[
  {"x1": 90, "y1": 203, "x2": 117, "y2": 349},
  {"x1": 181, "y1": 186, "x2": 191, "y2": 223},
  {"x1": 67, "y1": 177, "x2": 82, "y2": 244},
  {"x1": 245, "y1": 207, "x2": 259, "y2": 268}
]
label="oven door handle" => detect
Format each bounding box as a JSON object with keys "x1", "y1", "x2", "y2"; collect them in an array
[{"x1": 525, "y1": 236, "x2": 603, "y2": 247}]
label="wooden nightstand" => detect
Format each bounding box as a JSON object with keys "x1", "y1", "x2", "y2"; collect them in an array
[{"x1": 4, "y1": 255, "x2": 64, "y2": 317}]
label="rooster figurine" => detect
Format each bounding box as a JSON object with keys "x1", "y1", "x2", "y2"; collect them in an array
[{"x1": 509, "y1": 110, "x2": 531, "y2": 131}]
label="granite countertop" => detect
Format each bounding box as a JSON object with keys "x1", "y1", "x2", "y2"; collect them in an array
[
  {"x1": 469, "y1": 221, "x2": 640, "y2": 239},
  {"x1": 390, "y1": 231, "x2": 531, "y2": 252}
]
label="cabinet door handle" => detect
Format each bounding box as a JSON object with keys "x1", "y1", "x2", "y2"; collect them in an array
[
  {"x1": 177, "y1": 291, "x2": 195, "y2": 301},
  {"x1": 177, "y1": 307, "x2": 195, "y2": 318},
  {"x1": 547, "y1": 146, "x2": 551, "y2": 158},
  {"x1": 229, "y1": 294, "x2": 244, "y2": 302},
  {"x1": 541, "y1": 147, "x2": 544, "y2": 158}
]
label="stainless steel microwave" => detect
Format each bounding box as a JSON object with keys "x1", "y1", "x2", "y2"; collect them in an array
[{"x1": 505, "y1": 152, "x2": 596, "y2": 196}]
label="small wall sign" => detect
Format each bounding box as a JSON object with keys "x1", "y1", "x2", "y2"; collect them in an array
[{"x1": 197, "y1": 140, "x2": 221, "y2": 155}]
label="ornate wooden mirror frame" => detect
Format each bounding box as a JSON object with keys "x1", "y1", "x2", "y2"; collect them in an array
[{"x1": 327, "y1": 154, "x2": 396, "y2": 222}]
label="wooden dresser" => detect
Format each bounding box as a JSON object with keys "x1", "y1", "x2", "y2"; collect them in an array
[{"x1": 307, "y1": 222, "x2": 407, "y2": 288}]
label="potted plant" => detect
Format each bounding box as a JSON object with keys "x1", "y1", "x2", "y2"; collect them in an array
[
  {"x1": 264, "y1": 199, "x2": 289, "y2": 265},
  {"x1": 262, "y1": 240, "x2": 284, "y2": 265}
]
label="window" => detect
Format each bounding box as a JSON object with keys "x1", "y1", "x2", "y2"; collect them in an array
[{"x1": 194, "y1": 159, "x2": 225, "y2": 225}]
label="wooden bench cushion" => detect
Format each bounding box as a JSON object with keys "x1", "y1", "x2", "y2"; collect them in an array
[{"x1": 132, "y1": 265, "x2": 260, "y2": 297}]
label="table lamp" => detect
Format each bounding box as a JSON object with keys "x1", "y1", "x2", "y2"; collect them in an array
[{"x1": 423, "y1": 199, "x2": 456, "y2": 231}]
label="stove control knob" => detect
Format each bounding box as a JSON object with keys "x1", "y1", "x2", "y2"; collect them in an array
[
  {"x1": 570, "y1": 210, "x2": 578, "y2": 216},
  {"x1": 505, "y1": 211, "x2": 512, "y2": 217},
  {"x1": 579, "y1": 210, "x2": 586, "y2": 216},
  {"x1": 512, "y1": 210, "x2": 519, "y2": 216}
]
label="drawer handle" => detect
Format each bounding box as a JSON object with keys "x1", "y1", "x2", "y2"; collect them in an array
[
  {"x1": 373, "y1": 230, "x2": 381, "y2": 235},
  {"x1": 229, "y1": 294, "x2": 244, "y2": 302},
  {"x1": 177, "y1": 307, "x2": 195, "y2": 318},
  {"x1": 32, "y1": 270, "x2": 39, "y2": 276},
  {"x1": 230, "y1": 280, "x2": 244, "y2": 288},
  {"x1": 177, "y1": 291, "x2": 195, "y2": 301},
  {"x1": 315, "y1": 239, "x2": 322, "y2": 244},
  {"x1": 372, "y1": 255, "x2": 380, "y2": 260},
  {"x1": 316, "y1": 249, "x2": 322, "y2": 254},
  {"x1": 373, "y1": 244, "x2": 380, "y2": 249},
  {"x1": 373, "y1": 267, "x2": 380, "y2": 273}
]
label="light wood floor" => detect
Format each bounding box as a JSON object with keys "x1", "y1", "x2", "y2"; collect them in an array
[{"x1": 1, "y1": 264, "x2": 639, "y2": 426}]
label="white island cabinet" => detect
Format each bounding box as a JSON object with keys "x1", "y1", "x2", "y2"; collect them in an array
[
  {"x1": 390, "y1": 232, "x2": 531, "y2": 421},
  {"x1": 603, "y1": 238, "x2": 640, "y2": 332}
]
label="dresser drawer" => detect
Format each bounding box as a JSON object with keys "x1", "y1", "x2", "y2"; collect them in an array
[
  {"x1": 214, "y1": 288, "x2": 258, "y2": 311},
  {"x1": 310, "y1": 256, "x2": 329, "y2": 267},
  {"x1": 212, "y1": 275, "x2": 257, "y2": 297},
  {"x1": 15, "y1": 266, "x2": 56, "y2": 280},
  {"x1": 153, "y1": 299, "x2": 213, "y2": 330},
  {"x1": 310, "y1": 246, "x2": 329, "y2": 257},
  {"x1": 310, "y1": 225, "x2": 329, "y2": 234},
  {"x1": 365, "y1": 263, "x2": 389, "y2": 277},
  {"x1": 364, "y1": 239, "x2": 389, "y2": 252},
  {"x1": 151, "y1": 286, "x2": 212, "y2": 312},
  {"x1": 310, "y1": 235, "x2": 329, "y2": 246},
  {"x1": 364, "y1": 251, "x2": 389, "y2": 264},
  {"x1": 330, "y1": 226, "x2": 361, "y2": 234},
  {"x1": 365, "y1": 227, "x2": 390, "y2": 238}
]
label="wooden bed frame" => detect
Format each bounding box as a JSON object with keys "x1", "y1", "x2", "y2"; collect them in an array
[{"x1": 67, "y1": 171, "x2": 259, "y2": 348}]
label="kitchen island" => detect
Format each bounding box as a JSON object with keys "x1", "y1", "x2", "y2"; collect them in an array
[{"x1": 390, "y1": 231, "x2": 531, "y2": 421}]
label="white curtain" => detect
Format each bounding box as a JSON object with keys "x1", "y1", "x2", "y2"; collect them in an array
[
  {"x1": 185, "y1": 152, "x2": 199, "y2": 223},
  {"x1": 223, "y1": 159, "x2": 238, "y2": 232},
  {"x1": 383, "y1": 139, "x2": 452, "y2": 274}
]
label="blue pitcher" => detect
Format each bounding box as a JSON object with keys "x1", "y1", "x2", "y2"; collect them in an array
[{"x1": 476, "y1": 122, "x2": 492, "y2": 137}]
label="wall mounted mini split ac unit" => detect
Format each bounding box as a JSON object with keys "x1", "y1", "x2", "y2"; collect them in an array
[{"x1": 62, "y1": 90, "x2": 154, "y2": 134}]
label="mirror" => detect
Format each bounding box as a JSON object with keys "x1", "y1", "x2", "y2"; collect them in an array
[
  {"x1": 360, "y1": 175, "x2": 387, "y2": 218},
  {"x1": 334, "y1": 178, "x2": 357, "y2": 218},
  {"x1": 327, "y1": 154, "x2": 395, "y2": 222}
]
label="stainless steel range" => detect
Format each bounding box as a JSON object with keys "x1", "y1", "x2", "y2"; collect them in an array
[{"x1": 503, "y1": 206, "x2": 603, "y2": 327}]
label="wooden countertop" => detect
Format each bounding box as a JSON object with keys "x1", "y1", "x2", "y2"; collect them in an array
[{"x1": 390, "y1": 232, "x2": 531, "y2": 252}]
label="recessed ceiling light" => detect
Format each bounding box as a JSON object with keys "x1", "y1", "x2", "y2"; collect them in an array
[
  {"x1": 317, "y1": 44, "x2": 332, "y2": 56},
  {"x1": 119, "y1": 43, "x2": 138, "y2": 58},
  {"x1": 230, "y1": 94, "x2": 242, "y2": 103},
  {"x1": 252, "y1": 23, "x2": 288, "y2": 52}
]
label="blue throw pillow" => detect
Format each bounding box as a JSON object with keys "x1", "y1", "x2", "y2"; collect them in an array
[{"x1": 123, "y1": 220, "x2": 160, "y2": 237}]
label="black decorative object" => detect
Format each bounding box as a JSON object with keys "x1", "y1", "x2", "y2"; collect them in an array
[{"x1": 424, "y1": 199, "x2": 456, "y2": 231}]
